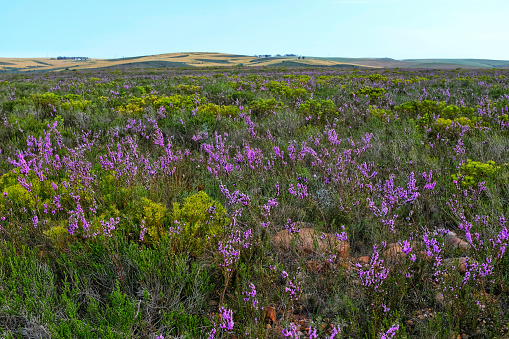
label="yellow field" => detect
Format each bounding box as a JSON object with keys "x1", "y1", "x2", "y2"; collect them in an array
[{"x1": 0, "y1": 52, "x2": 375, "y2": 72}]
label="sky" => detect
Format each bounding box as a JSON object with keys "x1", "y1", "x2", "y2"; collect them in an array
[{"x1": 1, "y1": 0, "x2": 508, "y2": 60}]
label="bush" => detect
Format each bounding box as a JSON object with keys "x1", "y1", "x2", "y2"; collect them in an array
[
  {"x1": 368, "y1": 105, "x2": 393, "y2": 119},
  {"x1": 267, "y1": 80, "x2": 308, "y2": 98},
  {"x1": 169, "y1": 191, "x2": 229, "y2": 256},
  {"x1": 248, "y1": 98, "x2": 283, "y2": 116},
  {"x1": 434, "y1": 116, "x2": 485, "y2": 137},
  {"x1": 367, "y1": 74, "x2": 389, "y2": 82},
  {"x1": 197, "y1": 103, "x2": 239, "y2": 118},
  {"x1": 356, "y1": 86, "x2": 386, "y2": 99},
  {"x1": 451, "y1": 159, "x2": 501, "y2": 187},
  {"x1": 298, "y1": 98, "x2": 338, "y2": 119}
]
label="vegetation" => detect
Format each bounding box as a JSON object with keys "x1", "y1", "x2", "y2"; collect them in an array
[{"x1": 1, "y1": 66, "x2": 509, "y2": 338}]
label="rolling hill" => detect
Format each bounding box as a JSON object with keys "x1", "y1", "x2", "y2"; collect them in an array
[{"x1": 1, "y1": 52, "x2": 508, "y2": 73}]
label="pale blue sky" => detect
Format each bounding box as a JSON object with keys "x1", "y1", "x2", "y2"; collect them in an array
[{"x1": 1, "y1": 0, "x2": 508, "y2": 60}]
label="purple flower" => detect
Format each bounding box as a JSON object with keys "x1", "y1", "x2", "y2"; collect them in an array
[
  {"x1": 219, "y1": 307, "x2": 234, "y2": 331},
  {"x1": 380, "y1": 323, "x2": 399, "y2": 339}
]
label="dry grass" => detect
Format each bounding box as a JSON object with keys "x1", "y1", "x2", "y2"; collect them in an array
[{"x1": 0, "y1": 52, "x2": 374, "y2": 72}]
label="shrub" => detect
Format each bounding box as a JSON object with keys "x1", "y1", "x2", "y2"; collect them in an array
[
  {"x1": 117, "y1": 94, "x2": 206, "y2": 115},
  {"x1": 61, "y1": 100, "x2": 92, "y2": 111},
  {"x1": 169, "y1": 191, "x2": 229, "y2": 256},
  {"x1": 248, "y1": 98, "x2": 283, "y2": 116},
  {"x1": 434, "y1": 116, "x2": 485, "y2": 137},
  {"x1": 197, "y1": 103, "x2": 239, "y2": 118},
  {"x1": 31, "y1": 92, "x2": 61, "y2": 108},
  {"x1": 43, "y1": 225, "x2": 70, "y2": 250},
  {"x1": 298, "y1": 98, "x2": 338, "y2": 119},
  {"x1": 368, "y1": 105, "x2": 393, "y2": 119},
  {"x1": 177, "y1": 84, "x2": 201, "y2": 94},
  {"x1": 356, "y1": 86, "x2": 386, "y2": 98},
  {"x1": 154, "y1": 94, "x2": 205, "y2": 112},
  {"x1": 1, "y1": 183, "x2": 36, "y2": 210},
  {"x1": 138, "y1": 197, "x2": 168, "y2": 242},
  {"x1": 367, "y1": 74, "x2": 389, "y2": 82},
  {"x1": 267, "y1": 81, "x2": 308, "y2": 98},
  {"x1": 451, "y1": 159, "x2": 501, "y2": 187}
]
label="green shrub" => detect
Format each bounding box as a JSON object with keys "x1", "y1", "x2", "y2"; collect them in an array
[
  {"x1": 44, "y1": 225, "x2": 70, "y2": 250},
  {"x1": 197, "y1": 103, "x2": 239, "y2": 118},
  {"x1": 31, "y1": 92, "x2": 61, "y2": 108},
  {"x1": 367, "y1": 74, "x2": 389, "y2": 82},
  {"x1": 1, "y1": 184, "x2": 36, "y2": 210},
  {"x1": 368, "y1": 105, "x2": 393, "y2": 119},
  {"x1": 434, "y1": 116, "x2": 485, "y2": 137},
  {"x1": 138, "y1": 197, "x2": 168, "y2": 242},
  {"x1": 451, "y1": 159, "x2": 501, "y2": 187},
  {"x1": 61, "y1": 99, "x2": 92, "y2": 111},
  {"x1": 356, "y1": 86, "x2": 386, "y2": 98},
  {"x1": 118, "y1": 94, "x2": 206, "y2": 115},
  {"x1": 169, "y1": 191, "x2": 229, "y2": 256},
  {"x1": 267, "y1": 80, "x2": 308, "y2": 98},
  {"x1": 177, "y1": 84, "x2": 201, "y2": 94},
  {"x1": 298, "y1": 98, "x2": 338, "y2": 119},
  {"x1": 248, "y1": 98, "x2": 283, "y2": 116}
]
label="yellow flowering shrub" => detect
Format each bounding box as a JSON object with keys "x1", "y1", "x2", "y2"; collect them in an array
[
  {"x1": 451, "y1": 159, "x2": 501, "y2": 187},
  {"x1": 169, "y1": 191, "x2": 229, "y2": 256}
]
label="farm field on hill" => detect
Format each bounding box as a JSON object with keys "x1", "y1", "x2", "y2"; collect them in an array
[
  {"x1": 0, "y1": 53, "x2": 371, "y2": 73},
  {"x1": 1, "y1": 66, "x2": 509, "y2": 338}
]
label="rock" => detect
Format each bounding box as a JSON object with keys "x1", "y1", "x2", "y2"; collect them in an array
[
  {"x1": 357, "y1": 256, "x2": 370, "y2": 264},
  {"x1": 418, "y1": 251, "x2": 432, "y2": 261},
  {"x1": 383, "y1": 243, "x2": 403, "y2": 259},
  {"x1": 383, "y1": 241, "x2": 418, "y2": 260},
  {"x1": 305, "y1": 260, "x2": 322, "y2": 272},
  {"x1": 273, "y1": 226, "x2": 350, "y2": 258},
  {"x1": 265, "y1": 306, "x2": 277, "y2": 324},
  {"x1": 338, "y1": 261, "x2": 350, "y2": 269},
  {"x1": 443, "y1": 257, "x2": 472, "y2": 274},
  {"x1": 444, "y1": 231, "x2": 471, "y2": 251}
]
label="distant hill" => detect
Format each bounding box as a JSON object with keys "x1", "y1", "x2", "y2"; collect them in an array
[
  {"x1": 1, "y1": 53, "x2": 508, "y2": 73},
  {"x1": 401, "y1": 59, "x2": 509, "y2": 68},
  {"x1": 0, "y1": 53, "x2": 372, "y2": 73},
  {"x1": 312, "y1": 57, "x2": 509, "y2": 69}
]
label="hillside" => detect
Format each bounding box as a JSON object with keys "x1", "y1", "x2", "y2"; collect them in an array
[
  {"x1": 311, "y1": 57, "x2": 509, "y2": 69},
  {"x1": 0, "y1": 52, "x2": 373, "y2": 73},
  {"x1": 2, "y1": 53, "x2": 509, "y2": 73}
]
